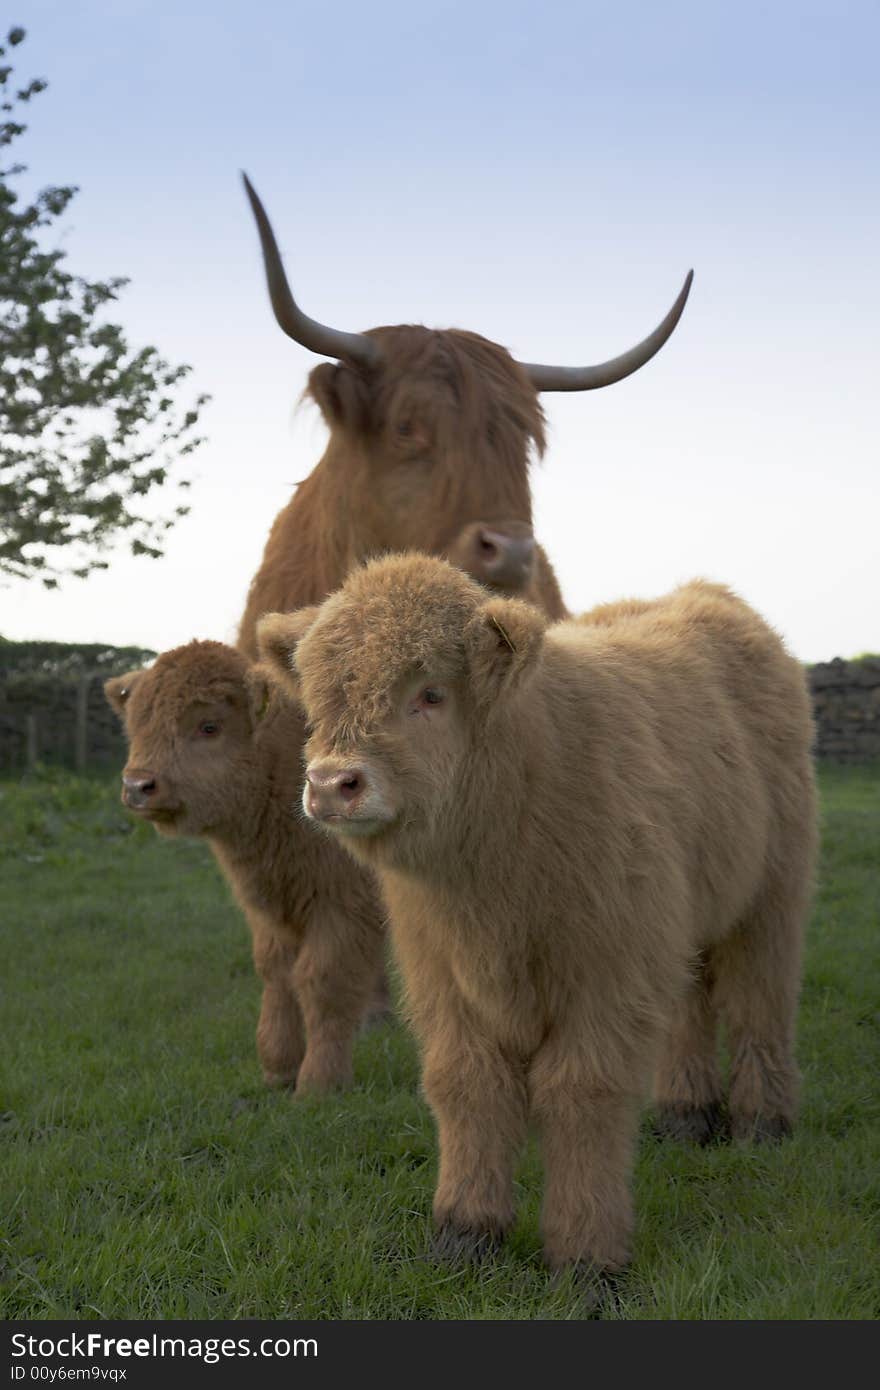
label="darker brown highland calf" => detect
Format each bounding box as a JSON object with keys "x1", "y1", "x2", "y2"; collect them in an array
[
  {"x1": 105, "y1": 642, "x2": 387, "y2": 1095},
  {"x1": 259, "y1": 556, "x2": 817, "y2": 1277}
]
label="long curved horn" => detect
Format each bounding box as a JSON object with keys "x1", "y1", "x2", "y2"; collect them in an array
[
  {"x1": 519, "y1": 270, "x2": 693, "y2": 392},
  {"x1": 242, "y1": 173, "x2": 380, "y2": 369}
]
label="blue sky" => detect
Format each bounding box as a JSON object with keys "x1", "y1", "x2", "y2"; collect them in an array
[{"x1": 3, "y1": 0, "x2": 878, "y2": 660}]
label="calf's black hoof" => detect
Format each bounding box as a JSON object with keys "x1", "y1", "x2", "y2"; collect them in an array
[
  {"x1": 731, "y1": 1112, "x2": 792, "y2": 1144},
  {"x1": 653, "y1": 1100, "x2": 728, "y2": 1146},
  {"x1": 430, "y1": 1220, "x2": 503, "y2": 1265},
  {"x1": 555, "y1": 1261, "x2": 624, "y2": 1318}
]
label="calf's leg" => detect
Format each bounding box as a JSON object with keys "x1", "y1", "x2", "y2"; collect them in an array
[
  {"x1": 422, "y1": 1026, "x2": 529, "y2": 1260},
  {"x1": 249, "y1": 914, "x2": 305, "y2": 1087},
  {"x1": 292, "y1": 905, "x2": 386, "y2": 1096},
  {"x1": 530, "y1": 1040, "x2": 640, "y2": 1274},
  {"x1": 653, "y1": 951, "x2": 725, "y2": 1144},
  {"x1": 362, "y1": 958, "x2": 394, "y2": 1027},
  {"x1": 712, "y1": 859, "x2": 809, "y2": 1142}
]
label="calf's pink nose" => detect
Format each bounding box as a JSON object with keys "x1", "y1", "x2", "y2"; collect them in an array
[
  {"x1": 122, "y1": 769, "x2": 158, "y2": 809},
  {"x1": 305, "y1": 762, "x2": 367, "y2": 819}
]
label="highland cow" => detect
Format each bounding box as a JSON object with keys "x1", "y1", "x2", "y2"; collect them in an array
[
  {"x1": 105, "y1": 641, "x2": 387, "y2": 1095},
  {"x1": 225, "y1": 182, "x2": 690, "y2": 1066},
  {"x1": 258, "y1": 556, "x2": 817, "y2": 1277},
  {"x1": 100, "y1": 186, "x2": 691, "y2": 1101},
  {"x1": 236, "y1": 175, "x2": 693, "y2": 652}
]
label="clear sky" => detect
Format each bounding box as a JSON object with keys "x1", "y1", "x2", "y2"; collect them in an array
[{"x1": 2, "y1": 0, "x2": 878, "y2": 662}]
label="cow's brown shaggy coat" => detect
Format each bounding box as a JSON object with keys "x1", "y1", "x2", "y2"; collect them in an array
[
  {"x1": 259, "y1": 556, "x2": 817, "y2": 1274},
  {"x1": 105, "y1": 641, "x2": 386, "y2": 1094},
  {"x1": 232, "y1": 328, "x2": 569, "y2": 1059}
]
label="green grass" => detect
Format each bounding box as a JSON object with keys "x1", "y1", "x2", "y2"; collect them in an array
[{"x1": 1, "y1": 764, "x2": 878, "y2": 1320}]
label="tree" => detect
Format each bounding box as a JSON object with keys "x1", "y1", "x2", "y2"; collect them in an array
[{"x1": 0, "y1": 26, "x2": 208, "y2": 588}]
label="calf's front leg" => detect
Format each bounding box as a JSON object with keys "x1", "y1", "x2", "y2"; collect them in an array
[
  {"x1": 293, "y1": 904, "x2": 386, "y2": 1096},
  {"x1": 249, "y1": 913, "x2": 305, "y2": 1088},
  {"x1": 530, "y1": 1040, "x2": 641, "y2": 1275},
  {"x1": 421, "y1": 1024, "x2": 529, "y2": 1261}
]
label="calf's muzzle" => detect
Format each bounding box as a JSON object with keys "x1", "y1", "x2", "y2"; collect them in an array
[
  {"x1": 121, "y1": 768, "x2": 161, "y2": 810},
  {"x1": 305, "y1": 761, "x2": 367, "y2": 821}
]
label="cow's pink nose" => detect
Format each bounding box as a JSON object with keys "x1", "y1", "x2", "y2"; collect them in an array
[
  {"x1": 475, "y1": 527, "x2": 535, "y2": 586},
  {"x1": 305, "y1": 762, "x2": 367, "y2": 819},
  {"x1": 450, "y1": 521, "x2": 536, "y2": 591}
]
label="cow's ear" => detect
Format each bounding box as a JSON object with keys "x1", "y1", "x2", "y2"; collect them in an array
[
  {"x1": 104, "y1": 669, "x2": 144, "y2": 719},
  {"x1": 256, "y1": 608, "x2": 319, "y2": 696},
  {"x1": 307, "y1": 362, "x2": 371, "y2": 432},
  {"x1": 466, "y1": 597, "x2": 546, "y2": 705}
]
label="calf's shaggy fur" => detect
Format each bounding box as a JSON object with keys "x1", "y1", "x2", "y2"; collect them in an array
[
  {"x1": 259, "y1": 556, "x2": 817, "y2": 1274},
  {"x1": 105, "y1": 641, "x2": 387, "y2": 1095}
]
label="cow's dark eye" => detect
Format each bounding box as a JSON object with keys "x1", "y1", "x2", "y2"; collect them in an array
[
  {"x1": 397, "y1": 420, "x2": 412, "y2": 437},
  {"x1": 198, "y1": 721, "x2": 221, "y2": 737},
  {"x1": 422, "y1": 688, "x2": 443, "y2": 705}
]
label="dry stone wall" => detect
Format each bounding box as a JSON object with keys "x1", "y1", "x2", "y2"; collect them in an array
[
  {"x1": 0, "y1": 641, "x2": 156, "y2": 774},
  {"x1": 1, "y1": 651, "x2": 878, "y2": 773},
  {"x1": 0, "y1": 671, "x2": 130, "y2": 773},
  {"x1": 808, "y1": 657, "x2": 880, "y2": 764}
]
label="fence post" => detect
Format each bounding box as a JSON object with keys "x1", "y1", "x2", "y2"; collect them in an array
[
  {"x1": 25, "y1": 712, "x2": 38, "y2": 772},
  {"x1": 75, "y1": 674, "x2": 90, "y2": 773}
]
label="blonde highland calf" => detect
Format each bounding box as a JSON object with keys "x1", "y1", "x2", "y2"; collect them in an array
[{"x1": 258, "y1": 555, "x2": 817, "y2": 1280}]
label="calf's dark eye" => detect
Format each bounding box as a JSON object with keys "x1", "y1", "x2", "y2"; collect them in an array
[
  {"x1": 198, "y1": 721, "x2": 221, "y2": 737},
  {"x1": 409, "y1": 686, "x2": 446, "y2": 716}
]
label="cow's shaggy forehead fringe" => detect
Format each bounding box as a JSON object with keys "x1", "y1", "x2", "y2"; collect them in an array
[
  {"x1": 298, "y1": 554, "x2": 483, "y2": 743},
  {"x1": 364, "y1": 326, "x2": 546, "y2": 464},
  {"x1": 128, "y1": 641, "x2": 249, "y2": 731}
]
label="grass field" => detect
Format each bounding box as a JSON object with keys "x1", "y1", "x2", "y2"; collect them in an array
[{"x1": 1, "y1": 764, "x2": 878, "y2": 1320}]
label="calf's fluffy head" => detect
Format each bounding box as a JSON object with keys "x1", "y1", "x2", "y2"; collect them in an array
[
  {"x1": 257, "y1": 553, "x2": 546, "y2": 864},
  {"x1": 104, "y1": 640, "x2": 276, "y2": 838}
]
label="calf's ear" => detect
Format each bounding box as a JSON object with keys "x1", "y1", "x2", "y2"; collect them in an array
[
  {"x1": 244, "y1": 663, "x2": 283, "y2": 727},
  {"x1": 104, "y1": 669, "x2": 144, "y2": 719},
  {"x1": 256, "y1": 608, "x2": 319, "y2": 696},
  {"x1": 466, "y1": 597, "x2": 546, "y2": 705}
]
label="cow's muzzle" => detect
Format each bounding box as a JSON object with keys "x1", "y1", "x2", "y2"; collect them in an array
[{"x1": 449, "y1": 521, "x2": 535, "y2": 593}]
